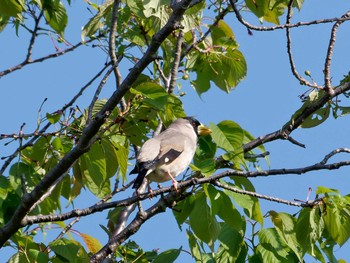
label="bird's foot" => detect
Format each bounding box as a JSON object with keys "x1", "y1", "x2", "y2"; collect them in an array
[{"x1": 172, "y1": 179, "x2": 179, "y2": 192}]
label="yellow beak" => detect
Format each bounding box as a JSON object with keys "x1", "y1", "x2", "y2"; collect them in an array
[{"x1": 198, "y1": 124, "x2": 212, "y2": 136}]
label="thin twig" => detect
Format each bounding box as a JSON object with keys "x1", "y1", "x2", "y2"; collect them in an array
[
  {"x1": 0, "y1": 63, "x2": 111, "y2": 175},
  {"x1": 25, "y1": 11, "x2": 44, "y2": 62},
  {"x1": 230, "y1": 0, "x2": 350, "y2": 32},
  {"x1": 212, "y1": 180, "x2": 304, "y2": 207},
  {"x1": 320, "y1": 148, "x2": 350, "y2": 165},
  {"x1": 87, "y1": 66, "x2": 115, "y2": 123},
  {"x1": 0, "y1": 38, "x2": 96, "y2": 78},
  {"x1": 182, "y1": 7, "x2": 229, "y2": 58},
  {"x1": 167, "y1": 30, "x2": 184, "y2": 93},
  {"x1": 324, "y1": 11, "x2": 350, "y2": 95},
  {"x1": 108, "y1": 0, "x2": 126, "y2": 112},
  {"x1": 285, "y1": 0, "x2": 319, "y2": 88},
  {"x1": 21, "y1": 148, "x2": 350, "y2": 225}
]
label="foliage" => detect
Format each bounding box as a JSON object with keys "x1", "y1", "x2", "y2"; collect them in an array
[{"x1": 0, "y1": 0, "x2": 350, "y2": 262}]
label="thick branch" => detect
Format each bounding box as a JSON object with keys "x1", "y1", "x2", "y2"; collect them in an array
[
  {"x1": 243, "y1": 82, "x2": 350, "y2": 153},
  {"x1": 0, "y1": 0, "x2": 202, "y2": 248},
  {"x1": 90, "y1": 191, "x2": 190, "y2": 262},
  {"x1": 20, "y1": 148, "x2": 350, "y2": 226}
]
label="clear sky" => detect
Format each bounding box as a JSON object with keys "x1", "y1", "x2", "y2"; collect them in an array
[{"x1": 1, "y1": 0, "x2": 350, "y2": 261}]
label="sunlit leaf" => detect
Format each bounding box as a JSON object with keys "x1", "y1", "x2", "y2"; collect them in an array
[
  {"x1": 43, "y1": 0, "x2": 68, "y2": 37},
  {"x1": 245, "y1": 0, "x2": 284, "y2": 24},
  {"x1": 269, "y1": 211, "x2": 303, "y2": 261},
  {"x1": 80, "y1": 233, "x2": 102, "y2": 254}
]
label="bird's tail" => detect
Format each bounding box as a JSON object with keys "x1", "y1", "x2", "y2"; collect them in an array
[{"x1": 132, "y1": 168, "x2": 148, "y2": 189}]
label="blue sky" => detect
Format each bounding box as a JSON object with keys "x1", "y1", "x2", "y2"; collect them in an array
[{"x1": 1, "y1": 0, "x2": 350, "y2": 261}]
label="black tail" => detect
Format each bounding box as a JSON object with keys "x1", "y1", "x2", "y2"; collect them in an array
[{"x1": 132, "y1": 168, "x2": 148, "y2": 189}]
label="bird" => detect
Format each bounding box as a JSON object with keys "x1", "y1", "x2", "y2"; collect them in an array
[{"x1": 130, "y1": 117, "x2": 211, "y2": 191}]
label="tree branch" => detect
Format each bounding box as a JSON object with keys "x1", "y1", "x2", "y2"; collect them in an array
[
  {"x1": 167, "y1": 30, "x2": 184, "y2": 93},
  {"x1": 324, "y1": 10, "x2": 350, "y2": 95},
  {"x1": 0, "y1": 63, "x2": 111, "y2": 175},
  {"x1": 0, "y1": 0, "x2": 203, "y2": 248},
  {"x1": 212, "y1": 180, "x2": 305, "y2": 207},
  {"x1": 230, "y1": 0, "x2": 350, "y2": 32},
  {"x1": 285, "y1": 0, "x2": 319, "y2": 88},
  {"x1": 243, "y1": 82, "x2": 350, "y2": 153},
  {"x1": 19, "y1": 148, "x2": 350, "y2": 226},
  {"x1": 108, "y1": 0, "x2": 126, "y2": 111},
  {"x1": 90, "y1": 191, "x2": 191, "y2": 262},
  {"x1": 0, "y1": 38, "x2": 95, "y2": 78}
]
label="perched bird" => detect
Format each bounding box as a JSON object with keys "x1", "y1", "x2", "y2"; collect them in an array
[{"x1": 130, "y1": 117, "x2": 211, "y2": 191}]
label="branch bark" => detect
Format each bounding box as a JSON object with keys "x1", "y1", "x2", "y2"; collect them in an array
[{"x1": 0, "y1": 0, "x2": 203, "y2": 248}]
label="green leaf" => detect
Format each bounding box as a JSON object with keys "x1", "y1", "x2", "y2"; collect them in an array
[
  {"x1": 212, "y1": 20, "x2": 238, "y2": 49},
  {"x1": 0, "y1": 176, "x2": 9, "y2": 200},
  {"x1": 206, "y1": 185, "x2": 245, "y2": 232},
  {"x1": 187, "y1": 229, "x2": 203, "y2": 261},
  {"x1": 0, "y1": 0, "x2": 24, "y2": 18},
  {"x1": 323, "y1": 195, "x2": 350, "y2": 246},
  {"x1": 50, "y1": 238, "x2": 88, "y2": 262},
  {"x1": 43, "y1": 0, "x2": 68, "y2": 37},
  {"x1": 227, "y1": 178, "x2": 263, "y2": 224},
  {"x1": 218, "y1": 224, "x2": 244, "y2": 260},
  {"x1": 80, "y1": 142, "x2": 111, "y2": 198},
  {"x1": 46, "y1": 111, "x2": 62, "y2": 124},
  {"x1": 195, "y1": 135, "x2": 217, "y2": 160},
  {"x1": 258, "y1": 228, "x2": 289, "y2": 259},
  {"x1": 28, "y1": 249, "x2": 49, "y2": 263},
  {"x1": 173, "y1": 194, "x2": 195, "y2": 229},
  {"x1": 190, "y1": 158, "x2": 216, "y2": 177},
  {"x1": 81, "y1": 1, "x2": 113, "y2": 40},
  {"x1": 269, "y1": 211, "x2": 303, "y2": 261},
  {"x1": 153, "y1": 247, "x2": 182, "y2": 263},
  {"x1": 245, "y1": 0, "x2": 285, "y2": 24},
  {"x1": 131, "y1": 82, "x2": 169, "y2": 110},
  {"x1": 1, "y1": 191, "x2": 21, "y2": 223},
  {"x1": 284, "y1": 90, "x2": 330, "y2": 129},
  {"x1": 190, "y1": 48, "x2": 247, "y2": 95},
  {"x1": 209, "y1": 120, "x2": 244, "y2": 153},
  {"x1": 0, "y1": 15, "x2": 10, "y2": 32},
  {"x1": 189, "y1": 191, "x2": 220, "y2": 248},
  {"x1": 301, "y1": 106, "x2": 330, "y2": 128},
  {"x1": 296, "y1": 207, "x2": 324, "y2": 256}
]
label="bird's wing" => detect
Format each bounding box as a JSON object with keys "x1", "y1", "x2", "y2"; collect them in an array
[
  {"x1": 156, "y1": 132, "x2": 186, "y2": 164},
  {"x1": 137, "y1": 137, "x2": 161, "y2": 163}
]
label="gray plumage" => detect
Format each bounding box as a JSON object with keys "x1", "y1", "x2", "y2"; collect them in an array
[{"x1": 130, "y1": 117, "x2": 210, "y2": 190}]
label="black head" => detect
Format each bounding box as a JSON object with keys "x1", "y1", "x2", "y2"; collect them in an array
[{"x1": 183, "y1": 116, "x2": 201, "y2": 135}]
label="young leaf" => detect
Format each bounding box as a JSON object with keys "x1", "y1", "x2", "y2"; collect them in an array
[{"x1": 79, "y1": 233, "x2": 102, "y2": 254}]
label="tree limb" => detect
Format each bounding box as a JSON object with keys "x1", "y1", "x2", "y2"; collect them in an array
[
  {"x1": 0, "y1": 0, "x2": 203, "y2": 248},
  {"x1": 324, "y1": 10, "x2": 350, "y2": 95}
]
